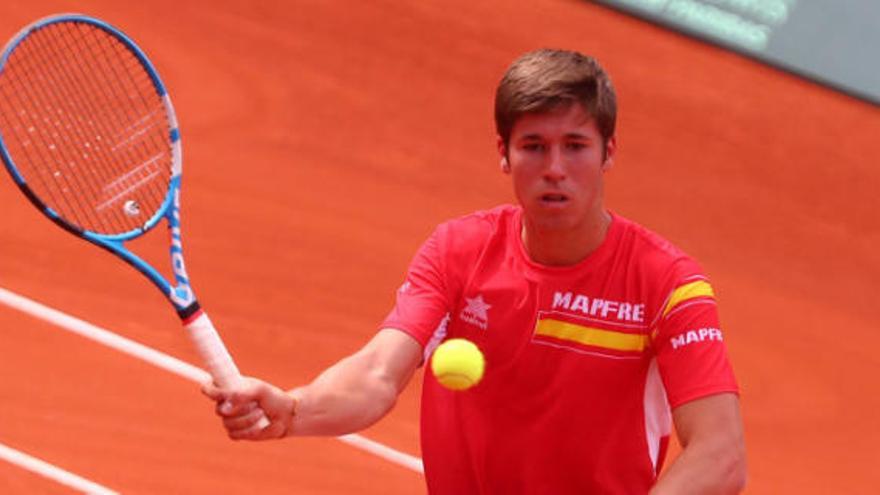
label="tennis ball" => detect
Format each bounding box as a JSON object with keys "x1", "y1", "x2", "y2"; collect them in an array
[{"x1": 430, "y1": 338, "x2": 485, "y2": 391}]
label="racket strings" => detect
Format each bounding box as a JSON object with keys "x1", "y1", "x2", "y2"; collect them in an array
[
  {"x1": 57, "y1": 23, "x2": 169, "y2": 231},
  {"x1": 0, "y1": 39, "x2": 80, "y2": 222},
  {"x1": 0, "y1": 21, "x2": 172, "y2": 235},
  {"x1": 52, "y1": 22, "x2": 170, "y2": 231},
  {"x1": 0, "y1": 55, "x2": 78, "y2": 222},
  {"x1": 12, "y1": 27, "x2": 118, "y2": 232},
  {"x1": 2, "y1": 23, "x2": 148, "y2": 235},
  {"x1": 3, "y1": 26, "x2": 113, "y2": 230}
]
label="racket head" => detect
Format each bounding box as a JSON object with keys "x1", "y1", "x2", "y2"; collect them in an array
[
  {"x1": 0, "y1": 13, "x2": 182, "y2": 241},
  {"x1": 0, "y1": 17, "x2": 262, "y2": 416}
]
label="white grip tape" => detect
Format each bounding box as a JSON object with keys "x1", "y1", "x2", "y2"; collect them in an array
[
  {"x1": 185, "y1": 312, "x2": 270, "y2": 429},
  {"x1": 185, "y1": 312, "x2": 241, "y2": 387}
]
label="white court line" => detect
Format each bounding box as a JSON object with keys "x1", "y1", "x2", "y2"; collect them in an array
[
  {"x1": 0, "y1": 286, "x2": 211, "y2": 383},
  {"x1": 0, "y1": 442, "x2": 118, "y2": 495},
  {"x1": 0, "y1": 286, "x2": 425, "y2": 476}
]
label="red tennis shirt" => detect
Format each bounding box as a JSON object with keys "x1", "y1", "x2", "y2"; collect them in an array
[{"x1": 382, "y1": 205, "x2": 738, "y2": 494}]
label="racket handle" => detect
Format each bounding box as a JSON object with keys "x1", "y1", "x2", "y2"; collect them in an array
[{"x1": 185, "y1": 312, "x2": 270, "y2": 429}]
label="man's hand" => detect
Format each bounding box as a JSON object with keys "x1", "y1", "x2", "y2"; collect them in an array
[
  {"x1": 202, "y1": 329, "x2": 421, "y2": 439},
  {"x1": 202, "y1": 377, "x2": 296, "y2": 441}
]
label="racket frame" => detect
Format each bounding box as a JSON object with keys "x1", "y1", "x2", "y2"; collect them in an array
[
  {"x1": 0, "y1": 13, "x2": 198, "y2": 320},
  {"x1": 1, "y1": 12, "x2": 273, "y2": 428}
]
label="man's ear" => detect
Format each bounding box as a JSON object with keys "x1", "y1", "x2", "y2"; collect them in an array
[
  {"x1": 602, "y1": 136, "x2": 617, "y2": 171},
  {"x1": 497, "y1": 135, "x2": 510, "y2": 174}
]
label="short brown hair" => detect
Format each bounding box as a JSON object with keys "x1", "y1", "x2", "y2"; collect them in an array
[{"x1": 495, "y1": 49, "x2": 617, "y2": 148}]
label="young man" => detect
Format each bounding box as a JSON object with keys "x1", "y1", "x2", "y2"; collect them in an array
[{"x1": 204, "y1": 49, "x2": 747, "y2": 494}]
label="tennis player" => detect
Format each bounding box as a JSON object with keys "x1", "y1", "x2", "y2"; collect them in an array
[{"x1": 203, "y1": 49, "x2": 747, "y2": 494}]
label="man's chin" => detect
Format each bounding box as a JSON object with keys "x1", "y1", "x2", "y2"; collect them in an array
[{"x1": 524, "y1": 210, "x2": 580, "y2": 232}]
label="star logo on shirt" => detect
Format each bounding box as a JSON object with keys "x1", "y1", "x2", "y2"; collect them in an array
[{"x1": 460, "y1": 294, "x2": 491, "y2": 330}]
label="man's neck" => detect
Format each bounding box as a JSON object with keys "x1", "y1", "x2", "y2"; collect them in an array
[{"x1": 521, "y1": 209, "x2": 612, "y2": 266}]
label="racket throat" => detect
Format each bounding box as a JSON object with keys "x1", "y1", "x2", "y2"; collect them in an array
[{"x1": 177, "y1": 299, "x2": 202, "y2": 322}]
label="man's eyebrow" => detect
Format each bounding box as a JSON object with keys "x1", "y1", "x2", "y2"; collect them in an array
[{"x1": 516, "y1": 132, "x2": 594, "y2": 141}]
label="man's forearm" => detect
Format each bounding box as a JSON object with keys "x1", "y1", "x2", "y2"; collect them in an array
[
  {"x1": 650, "y1": 440, "x2": 746, "y2": 494},
  {"x1": 286, "y1": 352, "x2": 401, "y2": 436}
]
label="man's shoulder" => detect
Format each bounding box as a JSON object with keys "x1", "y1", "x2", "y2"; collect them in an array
[
  {"x1": 430, "y1": 204, "x2": 518, "y2": 260},
  {"x1": 443, "y1": 204, "x2": 518, "y2": 228},
  {"x1": 437, "y1": 204, "x2": 518, "y2": 240},
  {"x1": 613, "y1": 213, "x2": 704, "y2": 278}
]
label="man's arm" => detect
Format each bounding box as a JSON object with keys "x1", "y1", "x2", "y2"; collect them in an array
[
  {"x1": 289, "y1": 328, "x2": 422, "y2": 436},
  {"x1": 650, "y1": 393, "x2": 747, "y2": 495},
  {"x1": 203, "y1": 328, "x2": 423, "y2": 440}
]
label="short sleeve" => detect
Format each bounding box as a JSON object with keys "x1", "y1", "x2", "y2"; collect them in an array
[
  {"x1": 653, "y1": 276, "x2": 739, "y2": 408},
  {"x1": 381, "y1": 228, "x2": 451, "y2": 348}
]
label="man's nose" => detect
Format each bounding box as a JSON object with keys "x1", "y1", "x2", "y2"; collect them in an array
[{"x1": 543, "y1": 146, "x2": 566, "y2": 181}]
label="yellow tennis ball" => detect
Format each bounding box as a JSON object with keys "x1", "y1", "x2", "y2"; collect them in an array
[{"x1": 430, "y1": 338, "x2": 485, "y2": 391}]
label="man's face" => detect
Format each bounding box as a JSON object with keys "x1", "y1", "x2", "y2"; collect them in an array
[{"x1": 499, "y1": 104, "x2": 615, "y2": 232}]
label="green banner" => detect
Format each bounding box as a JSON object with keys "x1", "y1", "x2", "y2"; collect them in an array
[{"x1": 592, "y1": 0, "x2": 879, "y2": 105}]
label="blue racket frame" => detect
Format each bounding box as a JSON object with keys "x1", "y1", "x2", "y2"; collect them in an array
[{"x1": 0, "y1": 14, "x2": 199, "y2": 319}]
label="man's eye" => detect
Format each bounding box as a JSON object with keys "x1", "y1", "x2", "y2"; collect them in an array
[
  {"x1": 523, "y1": 143, "x2": 544, "y2": 152},
  {"x1": 566, "y1": 142, "x2": 587, "y2": 151}
]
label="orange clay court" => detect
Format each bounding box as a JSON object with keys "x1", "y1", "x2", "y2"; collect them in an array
[{"x1": 0, "y1": 1, "x2": 877, "y2": 493}]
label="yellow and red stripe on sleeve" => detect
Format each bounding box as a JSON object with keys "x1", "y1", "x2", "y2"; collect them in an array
[{"x1": 661, "y1": 279, "x2": 715, "y2": 318}]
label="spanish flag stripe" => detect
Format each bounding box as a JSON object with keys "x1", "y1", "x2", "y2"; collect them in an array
[
  {"x1": 535, "y1": 319, "x2": 648, "y2": 352},
  {"x1": 663, "y1": 280, "x2": 714, "y2": 317}
]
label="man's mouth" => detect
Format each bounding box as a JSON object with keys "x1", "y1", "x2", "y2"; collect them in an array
[{"x1": 540, "y1": 193, "x2": 569, "y2": 203}]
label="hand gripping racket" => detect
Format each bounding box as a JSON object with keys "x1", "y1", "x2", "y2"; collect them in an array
[{"x1": 0, "y1": 14, "x2": 268, "y2": 428}]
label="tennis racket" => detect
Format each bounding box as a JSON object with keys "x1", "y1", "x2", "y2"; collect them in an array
[{"x1": 0, "y1": 14, "x2": 267, "y2": 427}]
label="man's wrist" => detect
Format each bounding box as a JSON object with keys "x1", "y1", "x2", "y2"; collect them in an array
[{"x1": 282, "y1": 388, "x2": 303, "y2": 438}]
